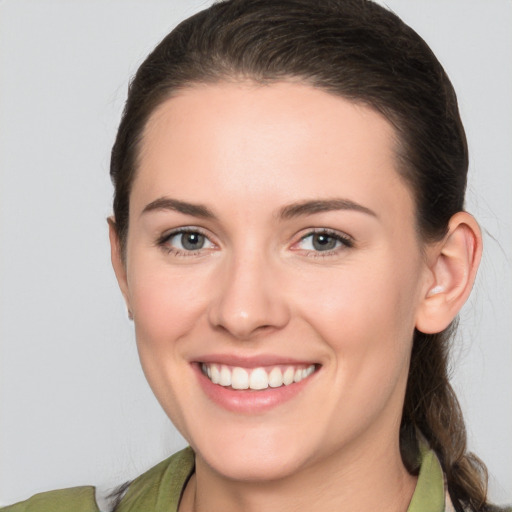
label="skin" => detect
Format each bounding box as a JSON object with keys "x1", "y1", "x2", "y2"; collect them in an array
[{"x1": 110, "y1": 82, "x2": 482, "y2": 512}]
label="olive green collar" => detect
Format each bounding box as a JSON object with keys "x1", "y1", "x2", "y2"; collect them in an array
[
  {"x1": 408, "y1": 445, "x2": 448, "y2": 512},
  {"x1": 118, "y1": 445, "x2": 448, "y2": 512}
]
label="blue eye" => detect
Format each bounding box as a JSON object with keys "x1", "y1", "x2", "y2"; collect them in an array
[
  {"x1": 161, "y1": 230, "x2": 215, "y2": 253},
  {"x1": 297, "y1": 231, "x2": 352, "y2": 252}
]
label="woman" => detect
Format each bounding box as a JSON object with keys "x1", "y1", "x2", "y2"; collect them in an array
[{"x1": 1, "y1": 0, "x2": 509, "y2": 511}]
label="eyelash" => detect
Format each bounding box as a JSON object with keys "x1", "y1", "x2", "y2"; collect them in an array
[
  {"x1": 156, "y1": 227, "x2": 215, "y2": 257},
  {"x1": 156, "y1": 227, "x2": 354, "y2": 258},
  {"x1": 293, "y1": 228, "x2": 354, "y2": 258}
]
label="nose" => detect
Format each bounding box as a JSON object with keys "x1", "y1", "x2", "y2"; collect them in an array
[{"x1": 208, "y1": 249, "x2": 290, "y2": 340}]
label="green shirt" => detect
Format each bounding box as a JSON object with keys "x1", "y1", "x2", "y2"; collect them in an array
[{"x1": 0, "y1": 447, "x2": 457, "y2": 511}]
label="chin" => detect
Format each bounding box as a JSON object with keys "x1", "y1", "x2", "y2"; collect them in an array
[
  {"x1": 202, "y1": 446, "x2": 309, "y2": 482},
  {"x1": 190, "y1": 422, "x2": 317, "y2": 482}
]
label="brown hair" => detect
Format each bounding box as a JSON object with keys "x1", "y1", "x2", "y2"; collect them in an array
[{"x1": 110, "y1": 1, "x2": 490, "y2": 509}]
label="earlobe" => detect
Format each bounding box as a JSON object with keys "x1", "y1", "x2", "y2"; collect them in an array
[
  {"x1": 108, "y1": 217, "x2": 132, "y2": 315},
  {"x1": 415, "y1": 212, "x2": 482, "y2": 334}
]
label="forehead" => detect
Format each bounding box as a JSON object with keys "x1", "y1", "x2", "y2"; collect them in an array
[{"x1": 134, "y1": 81, "x2": 413, "y2": 221}]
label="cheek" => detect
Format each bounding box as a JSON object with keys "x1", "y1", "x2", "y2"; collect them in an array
[
  {"x1": 127, "y1": 256, "x2": 211, "y2": 347},
  {"x1": 126, "y1": 256, "x2": 212, "y2": 431},
  {"x1": 291, "y1": 254, "x2": 422, "y2": 376}
]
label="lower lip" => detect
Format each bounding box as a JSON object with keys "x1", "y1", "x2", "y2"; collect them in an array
[{"x1": 193, "y1": 364, "x2": 318, "y2": 414}]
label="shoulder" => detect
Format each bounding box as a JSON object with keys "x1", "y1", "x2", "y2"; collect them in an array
[
  {"x1": 0, "y1": 448, "x2": 194, "y2": 512},
  {"x1": 0, "y1": 486, "x2": 100, "y2": 512},
  {"x1": 116, "y1": 447, "x2": 195, "y2": 512}
]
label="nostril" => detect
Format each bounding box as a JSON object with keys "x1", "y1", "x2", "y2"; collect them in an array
[{"x1": 211, "y1": 322, "x2": 272, "y2": 340}]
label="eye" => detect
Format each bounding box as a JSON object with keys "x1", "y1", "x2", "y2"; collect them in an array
[
  {"x1": 158, "y1": 228, "x2": 215, "y2": 255},
  {"x1": 295, "y1": 230, "x2": 353, "y2": 253}
]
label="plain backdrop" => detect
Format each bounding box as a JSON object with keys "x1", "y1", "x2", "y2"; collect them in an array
[{"x1": 1, "y1": 0, "x2": 511, "y2": 507}]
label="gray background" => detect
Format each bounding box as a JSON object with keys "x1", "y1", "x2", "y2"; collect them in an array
[{"x1": 1, "y1": 0, "x2": 510, "y2": 506}]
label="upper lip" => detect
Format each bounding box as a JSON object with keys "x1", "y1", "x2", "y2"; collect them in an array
[{"x1": 193, "y1": 354, "x2": 319, "y2": 368}]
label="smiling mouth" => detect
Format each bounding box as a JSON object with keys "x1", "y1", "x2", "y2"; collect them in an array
[{"x1": 200, "y1": 363, "x2": 317, "y2": 391}]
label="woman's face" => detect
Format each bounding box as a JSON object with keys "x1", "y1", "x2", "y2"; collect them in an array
[{"x1": 116, "y1": 82, "x2": 433, "y2": 481}]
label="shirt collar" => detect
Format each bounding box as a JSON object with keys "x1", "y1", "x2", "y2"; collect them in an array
[{"x1": 407, "y1": 444, "x2": 453, "y2": 512}]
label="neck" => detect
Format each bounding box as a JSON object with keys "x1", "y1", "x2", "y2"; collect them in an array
[{"x1": 180, "y1": 431, "x2": 417, "y2": 512}]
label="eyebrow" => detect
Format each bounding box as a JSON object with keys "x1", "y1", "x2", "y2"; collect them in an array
[
  {"x1": 140, "y1": 196, "x2": 377, "y2": 220},
  {"x1": 141, "y1": 197, "x2": 216, "y2": 219},
  {"x1": 279, "y1": 199, "x2": 377, "y2": 219}
]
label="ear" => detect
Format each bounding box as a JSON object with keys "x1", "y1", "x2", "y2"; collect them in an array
[
  {"x1": 108, "y1": 217, "x2": 132, "y2": 318},
  {"x1": 415, "y1": 212, "x2": 482, "y2": 334}
]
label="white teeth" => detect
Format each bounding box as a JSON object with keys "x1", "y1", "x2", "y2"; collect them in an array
[
  {"x1": 268, "y1": 367, "x2": 283, "y2": 388},
  {"x1": 202, "y1": 363, "x2": 316, "y2": 390},
  {"x1": 211, "y1": 364, "x2": 220, "y2": 384},
  {"x1": 231, "y1": 367, "x2": 249, "y2": 389},
  {"x1": 249, "y1": 368, "x2": 269, "y2": 390},
  {"x1": 283, "y1": 367, "x2": 294, "y2": 385},
  {"x1": 219, "y1": 365, "x2": 231, "y2": 386}
]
